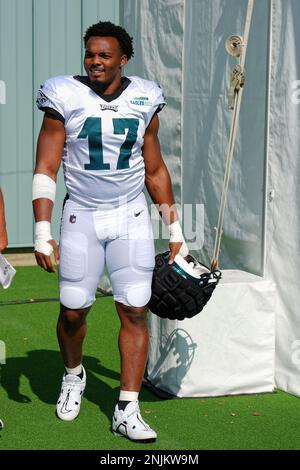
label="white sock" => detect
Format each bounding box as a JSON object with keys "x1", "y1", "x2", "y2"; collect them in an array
[
  {"x1": 65, "y1": 364, "x2": 82, "y2": 376},
  {"x1": 119, "y1": 390, "x2": 139, "y2": 402}
]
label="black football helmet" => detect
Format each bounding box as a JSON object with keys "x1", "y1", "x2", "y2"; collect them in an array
[{"x1": 148, "y1": 252, "x2": 221, "y2": 320}]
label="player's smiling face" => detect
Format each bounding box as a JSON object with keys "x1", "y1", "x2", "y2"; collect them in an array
[{"x1": 84, "y1": 36, "x2": 127, "y2": 94}]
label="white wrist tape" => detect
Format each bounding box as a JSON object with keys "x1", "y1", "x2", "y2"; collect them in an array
[
  {"x1": 169, "y1": 220, "x2": 184, "y2": 242},
  {"x1": 168, "y1": 221, "x2": 189, "y2": 257},
  {"x1": 34, "y1": 221, "x2": 53, "y2": 256},
  {"x1": 32, "y1": 173, "x2": 56, "y2": 202}
]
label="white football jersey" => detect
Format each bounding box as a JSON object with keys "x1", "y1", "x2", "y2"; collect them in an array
[{"x1": 36, "y1": 75, "x2": 166, "y2": 208}]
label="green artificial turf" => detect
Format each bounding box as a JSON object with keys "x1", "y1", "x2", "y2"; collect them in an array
[{"x1": 0, "y1": 266, "x2": 300, "y2": 450}]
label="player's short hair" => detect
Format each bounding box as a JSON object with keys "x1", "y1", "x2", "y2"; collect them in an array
[{"x1": 84, "y1": 21, "x2": 134, "y2": 59}]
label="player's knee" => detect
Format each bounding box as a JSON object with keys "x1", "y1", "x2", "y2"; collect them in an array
[
  {"x1": 119, "y1": 303, "x2": 148, "y2": 329},
  {"x1": 125, "y1": 284, "x2": 152, "y2": 308},
  {"x1": 60, "y1": 286, "x2": 90, "y2": 310},
  {"x1": 60, "y1": 308, "x2": 85, "y2": 328}
]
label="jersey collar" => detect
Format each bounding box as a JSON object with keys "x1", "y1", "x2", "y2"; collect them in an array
[{"x1": 73, "y1": 76, "x2": 131, "y2": 102}]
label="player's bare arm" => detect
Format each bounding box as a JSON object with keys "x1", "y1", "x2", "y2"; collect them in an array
[
  {"x1": 143, "y1": 114, "x2": 187, "y2": 263},
  {"x1": 143, "y1": 114, "x2": 176, "y2": 221},
  {"x1": 33, "y1": 114, "x2": 65, "y2": 272},
  {"x1": 0, "y1": 189, "x2": 8, "y2": 251}
]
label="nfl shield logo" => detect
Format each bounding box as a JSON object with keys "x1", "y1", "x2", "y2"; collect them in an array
[{"x1": 69, "y1": 214, "x2": 76, "y2": 224}]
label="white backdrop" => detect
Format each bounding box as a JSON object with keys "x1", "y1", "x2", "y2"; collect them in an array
[
  {"x1": 123, "y1": 0, "x2": 300, "y2": 398},
  {"x1": 266, "y1": 0, "x2": 300, "y2": 396}
]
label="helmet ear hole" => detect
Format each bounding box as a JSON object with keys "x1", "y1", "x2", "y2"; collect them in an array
[{"x1": 148, "y1": 251, "x2": 221, "y2": 320}]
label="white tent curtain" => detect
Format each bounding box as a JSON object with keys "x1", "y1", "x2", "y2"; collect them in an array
[
  {"x1": 266, "y1": 0, "x2": 300, "y2": 396},
  {"x1": 122, "y1": 0, "x2": 300, "y2": 397}
]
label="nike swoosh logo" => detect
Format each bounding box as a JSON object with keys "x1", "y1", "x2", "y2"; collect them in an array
[
  {"x1": 60, "y1": 407, "x2": 72, "y2": 414},
  {"x1": 134, "y1": 210, "x2": 144, "y2": 217},
  {"x1": 59, "y1": 392, "x2": 72, "y2": 413},
  {"x1": 60, "y1": 400, "x2": 73, "y2": 414}
]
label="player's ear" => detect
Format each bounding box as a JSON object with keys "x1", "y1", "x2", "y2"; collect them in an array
[{"x1": 120, "y1": 55, "x2": 128, "y2": 67}]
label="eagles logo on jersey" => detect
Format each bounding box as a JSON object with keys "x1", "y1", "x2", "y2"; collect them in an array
[
  {"x1": 36, "y1": 75, "x2": 166, "y2": 208},
  {"x1": 36, "y1": 89, "x2": 50, "y2": 107}
]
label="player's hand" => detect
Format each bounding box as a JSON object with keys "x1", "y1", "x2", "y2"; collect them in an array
[
  {"x1": 35, "y1": 239, "x2": 59, "y2": 273},
  {"x1": 168, "y1": 221, "x2": 189, "y2": 264},
  {"x1": 168, "y1": 241, "x2": 184, "y2": 264}
]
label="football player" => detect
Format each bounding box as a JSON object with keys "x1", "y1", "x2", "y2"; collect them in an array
[
  {"x1": 0, "y1": 189, "x2": 8, "y2": 252},
  {"x1": 32, "y1": 21, "x2": 188, "y2": 443}
]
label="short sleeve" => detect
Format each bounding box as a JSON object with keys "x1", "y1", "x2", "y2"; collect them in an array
[
  {"x1": 36, "y1": 78, "x2": 65, "y2": 121},
  {"x1": 146, "y1": 82, "x2": 166, "y2": 127}
]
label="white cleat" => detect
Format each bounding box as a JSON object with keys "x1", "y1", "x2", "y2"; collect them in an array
[
  {"x1": 56, "y1": 367, "x2": 86, "y2": 421},
  {"x1": 112, "y1": 401, "x2": 157, "y2": 443}
]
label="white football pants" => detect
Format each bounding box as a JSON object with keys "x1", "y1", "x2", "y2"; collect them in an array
[{"x1": 59, "y1": 192, "x2": 155, "y2": 309}]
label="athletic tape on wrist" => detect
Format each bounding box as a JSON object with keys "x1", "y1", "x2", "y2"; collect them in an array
[
  {"x1": 34, "y1": 221, "x2": 53, "y2": 256},
  {"x1": 168, "y1": 220, "x2": 189, "y2": 257},
  {"x1": 32, "y1": 173, "x2": 56, "y2": 202},
  {"x1": 169, "y1": 220, "x2": 184, "y2": 242}
]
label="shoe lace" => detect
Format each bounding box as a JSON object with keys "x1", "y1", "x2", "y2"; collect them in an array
[
  {"x1": 116, "y1": 404, "x2": 150, "y2": 430},
  {"x1": 60, "y1": 382, "x2": 81, "y2": 410},
  {"x1": 62, "y1": 378, "x2": 83, "y2": 395}
]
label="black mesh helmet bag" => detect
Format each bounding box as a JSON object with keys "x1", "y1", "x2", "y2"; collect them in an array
[{"x1": 148, "y1": 252, "x2": 221, "y2": 320}]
